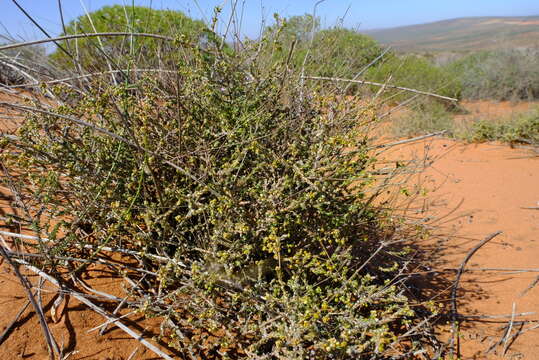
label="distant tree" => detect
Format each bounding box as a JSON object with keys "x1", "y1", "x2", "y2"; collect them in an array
[
  {"x1": 306, "y1": 28, "x2": 383, "y2": 78},
  {"x1": 262, "y1": 15, "x2": 382, "y2": 80},
  {"x1": 50, "y1": 5, "x2": 220, "y2": 71},
  {"x1": 265, "y1": 14, "x2": 320, "y2": 44}
]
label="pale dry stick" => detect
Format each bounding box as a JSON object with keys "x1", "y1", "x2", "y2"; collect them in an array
[
  {"x1": 98, "y1": 295, "x2": 130, "y2": 335},
  {"x1": 87, "y1": 310, "x2": 136, "y2": 333},
  {"x1": 449, "y1": 231, "x2": 503, "y2": 359},
  {"x1": 458, "y1": 312, "x2": 536, "y2": 320},
  {"x1": 6, "y1": 250, "x2": 158, "y2": 276},
  {"x1": 343, "y1": 46, "x2": 393, "y2": 94},
  {"x1": 379, "y1": 94, "x2": 421, "y2": 120},
  {"x1": 303, "y1": 75, "x2": 459, "y2": 102},
  {"x1": 0, "y1": 230, "x2": 186, "y2": 268},
  {"x1": 0, "y1": 244, "x2": 60, "y2": 359},
  {"x1": 374, "y1": 130, "x2": 447, "y2": 149},
  {"x1": 0, "y1": 299, "x2": 31, "y2": 345},
  {"x1": 503, "y1": 302, "x2": 517, "y2": 355},
  {"x1": 11, "y1": 0, "x2": 72, "y2": 58},
  {"x1": 0, "y1": 32, "x2": 175, "y2": 52},
  {"x1": 486, "y1": 324, "x2": 511, "y2": 355},
  {"x1": 78, "y1": 0, "x2": 119, "y2": 85},
  {"x1": 519, "y1": 275, "x2": 539, "y2": 297},
  {"x1": 408, "y1": 267, "x2": 539, "y2": 275},
  {"x1": 521, "y1": 206, "x2": 539, "y2": 210},
  {"x1": 72, "y1": 276, "x2": 126, "y2": 303},
  {"x1": 299, "y1": 0, "x2": 328, "y2": 102},
  {"x1": 126, "y1": 348, "x2": 139, "y2": 360},
  {"x1": 507, "y1": 322, "x2": 539, "y2": 342},
  {"x1": 12, "y1": 257, "x2": 175, "y2": 360},
  {"x1": 7, "y1": 68, "x2": 177, "y2": 89}
]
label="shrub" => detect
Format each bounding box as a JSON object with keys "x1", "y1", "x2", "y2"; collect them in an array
[
  {"x1": 263, "y1": 16, "x2": 382, "y2": 80},
  {"x1": 2, "y1": 31, "x2": 438, "y2": 359},
  {"x1": 366, "y1": 54, "x2": 462, "y2": 103},
  {"x1": 50, "y1": 5, "x2": 220, "y2": 71},
  {"x1": 446, "y1": 48, "x2": 539, "y2": 101},
  {"x1": 0, "y1": 44, "x2": 48, "y2": 85},
  {"x1": 460, "y1": 107, "x2": 539, "y2": 144},
  {"x1": 306, "y1": 28, "x2": 383, "y2": 78}
]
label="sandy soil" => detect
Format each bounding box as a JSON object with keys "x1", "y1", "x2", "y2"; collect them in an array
[
  {"x1": 386, "y1": 138, "x2": 539, "y2": 359},
  {"x1": 0, "y1": 97, "x2": 537, "y2": 359},
  {"x1": 455, "y1": 100, "x2": 538, "y2": 123}
]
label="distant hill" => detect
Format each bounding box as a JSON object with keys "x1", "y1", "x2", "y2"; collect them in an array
[{"x1": 365, "y1": 16, "x2": 539, "y2": 51}]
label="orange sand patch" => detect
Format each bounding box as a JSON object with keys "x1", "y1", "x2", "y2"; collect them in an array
[
  {"x1": 456, "y1": 100, "x2": 539, "y2": 123},
  {"x1": 386, "y1": 138, "x2": 539, "y2": 359}
]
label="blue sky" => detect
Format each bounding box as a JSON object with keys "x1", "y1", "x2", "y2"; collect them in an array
[{"x1": 1, "y1": 0, "x2": 538, "y2": 40}]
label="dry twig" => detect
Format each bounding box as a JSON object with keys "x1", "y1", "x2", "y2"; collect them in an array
[{"x1": 449, "y1": 231, "x2": 503, "y2": 359}]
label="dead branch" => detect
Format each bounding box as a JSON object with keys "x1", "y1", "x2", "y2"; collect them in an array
[
  {"x1": 11, "y1": 257, "x2": 175, "y2": 360},
  {"x1": 303, "y1": 75, "x2": 459, "y2": 102},
  {"x1": 0, "y1": 244, "x2": 60, "y2": 359},
  {"x1": 449, "y1": 231, "x2": 503, "y2": 359}
]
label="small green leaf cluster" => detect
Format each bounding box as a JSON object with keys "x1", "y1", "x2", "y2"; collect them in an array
[{"x1": 459, "y1": 107, "x2": 539, "y2": 145}]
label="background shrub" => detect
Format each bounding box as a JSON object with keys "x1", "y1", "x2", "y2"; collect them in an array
[
  {"x1": 264, "y1": 15, "x2": 382, "y2": 79},
  {"x1": 392, "y1": 101, "x2": 455, "y2": 137},
  {"x1": 0, "y1": 44, "x2": 48, "y2": 85},
  {"x1": 50, "y1": 5, "x2": 220, "y2": 71},
  {"x1": 446, "y1": 48, "x2": 539, "y2": 101},
  {"x1": 459, "y1": 107, "x2": 539, "y2": 144},
  {"x1": 365, "y1": 54, "x2": 462, "y2": 102}
]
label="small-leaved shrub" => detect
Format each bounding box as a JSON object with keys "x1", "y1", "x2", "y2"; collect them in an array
[
  {"x1": 2, "y1": 30, "x2": 437, "y2": 359},
  {"x1": 366, "y1": 54, "x2": 462, "y2": 103},
  {"x1": 460, "y1": 108, "x2": 539, "y2": 145},
  {"x1": 446, "y1": 48, "x2": 539, "y2": 101}
]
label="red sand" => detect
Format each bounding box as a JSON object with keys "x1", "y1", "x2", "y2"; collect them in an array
[{"x1": 386, "y1": 138, "x2": 539, "y2": 359}]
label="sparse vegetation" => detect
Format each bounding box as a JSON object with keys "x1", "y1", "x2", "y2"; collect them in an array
[
  {"x1": 392, "y1": 102, "x2": 455, "y2": 137},
  {"x1": 3, "y1": 4, "x2": 537, "y2": 359},
  {"x1": 366, "y1": 54, "x2": 461, "y2": 102},
  {"x1": 458, "y1": 107, "x2": 539, "y2": 145}
]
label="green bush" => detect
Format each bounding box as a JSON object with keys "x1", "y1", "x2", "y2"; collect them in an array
[
  {"x1": 263, "y1": 16, "x2": 382, "y2": 80},
  {"x1": 366, "y1": 54, "x2": 462, "y2": 102},
  {"x1": 446, "y1": 49, "x2": 539, "y2": 101},
  {"x1": 2, "y1": 30, "x2": 438, "y2": 359},
  {"x1": 50, "y1": 5, "x2": 220, "y2": 71},
  {"x1": 461, "y1": 108, "x2": 539, "y2": 144},
  {"x1": 306, "y1": 28, "x2": 383, "y2": 78}
]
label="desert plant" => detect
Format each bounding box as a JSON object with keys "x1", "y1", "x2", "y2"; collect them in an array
[
  {"x1": 446, "y1": 48, "x2": 539, "y2": 101},
  {"x1": 0, "y1": 7, "x2": 446, "y2": 360},
  {"x1": 263, "y1": 16, "x2": 382, "y2": 81},
  {"x1": 0, "y1": 43, "x2": 49, "y2": 85},
  {"x1": 459, "y1": 107, "x2": 539, "y2": 145},
  {"x1": 392, "y1": 101, "x2": 455, "y2": 137},
  {"x1": 366, "y1": 54, "x2": 462, "y2": 103},
  {"x1": 306, "y1": 28, "x2": 383, "y2": 78},
  {"x1": 49, "y1": 5, "x2": 220, "y2": 71}
]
